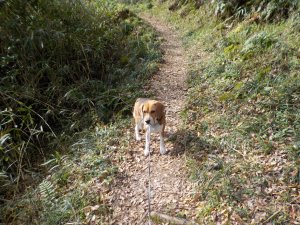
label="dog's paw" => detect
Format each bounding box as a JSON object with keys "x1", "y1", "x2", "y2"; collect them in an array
[
  {"x1": 144, "y1": 148, "x2": 150, "y2": 156},
  {"x1": 136, "y1": 135, "x2": 142, "y2": 141},
  {"x1": 160, "y1": 147, "x2": 166, "y2": 155}
]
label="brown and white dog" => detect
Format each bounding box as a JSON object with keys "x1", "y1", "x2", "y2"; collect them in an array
[{"x1": 133, "y1": 98, "x2": 166, "y2": 156}]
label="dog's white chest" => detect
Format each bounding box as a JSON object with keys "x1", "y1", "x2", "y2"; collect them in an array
[{"x1": 147, "y1": 123, "x2": 162, "y2": 133}]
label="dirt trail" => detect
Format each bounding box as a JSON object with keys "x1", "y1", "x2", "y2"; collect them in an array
[{"x1": 109, "y1": 14, "x2": 198, "y2": 224}]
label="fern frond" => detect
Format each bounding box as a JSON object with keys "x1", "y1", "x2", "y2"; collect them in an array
[{"x1": 39, "y1": 180, "x2": 56, "y2": 206}]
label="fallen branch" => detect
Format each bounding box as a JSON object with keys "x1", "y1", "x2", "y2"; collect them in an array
[{"x1": 150, "y1": 211, "x2": 198, "y2": 225}]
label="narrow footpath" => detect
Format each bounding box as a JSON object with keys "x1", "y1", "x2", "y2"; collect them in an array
[{"x1": 109, "y1": 14, "x2": 198, "y2": 224}]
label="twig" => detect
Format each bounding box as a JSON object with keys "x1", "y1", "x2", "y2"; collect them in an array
[
  {"x1": 150, "y1": 211, "x2": 199, "y2": 225},
  {"x1": 262, "y1": 210, "x2": 281, "y2": 224},
  {"x1": 157, "y1": 190, "x2": 196, "y2": 195}
]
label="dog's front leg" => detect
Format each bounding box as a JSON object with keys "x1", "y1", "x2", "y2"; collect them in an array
[
  {"x1": 144, "y1": 126, "x2": 150, "y2": 156},
  {"x1": 159, "y1": 131, "x2": 166, "y2": 155},
  {"x1": 135, "y1": 122, "x2": 142, "y2": 141}
]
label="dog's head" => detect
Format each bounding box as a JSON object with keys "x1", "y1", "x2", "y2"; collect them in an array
[{"x1": 141, "y1": 100, "x2": 165, "y2": 126}]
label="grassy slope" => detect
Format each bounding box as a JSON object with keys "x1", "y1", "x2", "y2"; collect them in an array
[
  {"x1": 1, "y1": 1, "x2": 161, "y2": 224},
  {"x1": 136, "y1": 1, "x2": 300, "y2": 224}
]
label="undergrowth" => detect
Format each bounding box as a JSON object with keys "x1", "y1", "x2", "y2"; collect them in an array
[
  {"x1": 1, "y1": 0, "x2": 162, "y2": 223},
  {"x1": 1, "y1": 119, "x2": 131, "y2": 224},
  {"x1": 132, "y1": 0, "x2": 300, "y2": 224},
  {"x1": 0, "y1": 0, "x2": 160, "y2": 195}
]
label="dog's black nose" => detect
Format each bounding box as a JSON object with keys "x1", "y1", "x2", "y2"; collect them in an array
[{"x1": 145, "y1": 119, "x2": 150, "y2": 124}]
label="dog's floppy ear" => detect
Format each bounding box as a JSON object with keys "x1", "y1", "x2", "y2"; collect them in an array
[
  {"x1": 155, "y1": 102, "x2": 165, "y2": 123},
  {"x1": 140, "y1": 103, "x2": 144, "y2": 118}
]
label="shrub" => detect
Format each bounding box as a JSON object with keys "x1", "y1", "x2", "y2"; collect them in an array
[
  {"x1": 161, "y1": 0, "x2": 299, "y2": 22},
  {"x1": 0, "y1": 0, "x2": 161, "y2": 195},
  {"x1": 215, "y1": 0, "x2": 299, "y2": 22}
]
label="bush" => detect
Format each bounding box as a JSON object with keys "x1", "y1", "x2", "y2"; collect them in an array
[
  {"x1": 0, "y1": 0, "x2": 161, "y2": 195},
  {"x1": 162, "y1": 0, "x2": 299, "y2": 22},
  {"x1": 215, "y1": 0, "x2": 299, "y2": 22}
]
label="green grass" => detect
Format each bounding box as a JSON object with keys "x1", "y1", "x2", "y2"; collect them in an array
[
  {"x1": 1, "y1": 119, "x2": 132, "y2": 224},
  {"x1": 132, "y1": 0, "x2": 300, "y2": 223},
  {"x1": 0, "y1": 0, "x2": 162, "y2": 223},
  {"x1": 0, "y1": 0, "x2": 161, "y2": 193}
]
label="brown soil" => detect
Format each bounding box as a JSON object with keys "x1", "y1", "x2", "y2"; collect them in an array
[{"x1": 108, "y1": 14, "x2": 198, "y2": 224}]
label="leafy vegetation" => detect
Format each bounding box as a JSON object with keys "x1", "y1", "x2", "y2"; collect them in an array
[
  {"x1": 131, "y1": 0, "x2": 300, "y2": 223},
  {"x1": 167, "y1": 0, "x2": 298, "y2": 22},
  {"x1": 2, "y1": 120, "x2": 130, "y2": 224},
  {"x1": 1, "y1": 0, "x2": 162, "y2": 223},
  {"x1": 0, "y1": 0, "x2": 160, "y2": 194},
  {"x1": 2, "y1": 0, "x2": 300, "y2": 223}
]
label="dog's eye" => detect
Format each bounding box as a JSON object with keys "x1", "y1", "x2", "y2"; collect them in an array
[{"x1": 151, "y1": 110, "x2": 155, "y2": 113}]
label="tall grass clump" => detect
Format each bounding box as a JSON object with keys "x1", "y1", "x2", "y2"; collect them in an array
[
  {"x1": 164, "y1": 0, "x2": 299, "y2": 22},
  {"x1": 0, "y1": 0, "x2": 161, "y2": 197},
  {"x1": 1, "y1": 120, "x2": 127, "y2": 224}
]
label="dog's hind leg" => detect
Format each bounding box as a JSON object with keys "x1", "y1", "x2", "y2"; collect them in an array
[
  {"x1": 159, "y1": 128, "x2": 166, "y2": 155},
  {"x1": 159, "y1": 133, "x2": 166, "y2": 155}
]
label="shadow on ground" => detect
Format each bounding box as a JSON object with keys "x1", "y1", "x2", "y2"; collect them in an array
[{"x1": 167, "y1": 129, "x2": 216, "y2": 159}]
